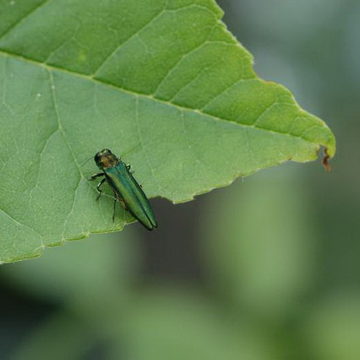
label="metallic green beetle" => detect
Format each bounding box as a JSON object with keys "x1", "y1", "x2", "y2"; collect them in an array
[{"x1": 91, "y1": 148, "x2": 158, "y2": 230}]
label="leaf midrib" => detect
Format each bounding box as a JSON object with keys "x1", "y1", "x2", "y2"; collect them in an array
[{"x1": 0, "y1": 49, "x2": 321, "y2": 147}]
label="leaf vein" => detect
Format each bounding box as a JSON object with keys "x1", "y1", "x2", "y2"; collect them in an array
[
  {"x1": 28, "y1": 128, "x2": 58, "y2": 200},
  {"x1": 0, "y1": 207, "x2": 44, "y2": 246},
  {"x1": 92, "y1": 7, "x2": 166, "y2": 76},
  {"x1": 0, "y1": 50, "x2": 327, "y2": 147},
  {"x1": 134, "y1": 95, "x2": 165, "y2": 194},
  {"x1": 0, "y1": 0, "x2": 52, "y2": 39}
]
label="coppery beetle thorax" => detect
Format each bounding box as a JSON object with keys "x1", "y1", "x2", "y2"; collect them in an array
[
  {"x1": 95, "y1": 149, "x2": 119, "y2": 169},
  {"x1": 100, "y1": 154, "x2": 118, "y2": 168}
]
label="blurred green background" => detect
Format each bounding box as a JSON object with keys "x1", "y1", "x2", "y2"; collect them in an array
[{"x1": 0, "y1": 0, "x2": 358, "y2": 359}]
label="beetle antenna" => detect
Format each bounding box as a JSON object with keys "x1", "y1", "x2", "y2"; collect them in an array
[
  {"x1": 121, "y1": 143, "x2": 142, "y2": 160},
  {"x1": 80, "y1": 156, "x2": 93, "y2": 167}
]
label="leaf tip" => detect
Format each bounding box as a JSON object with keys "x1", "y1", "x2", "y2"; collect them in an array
[{"x1": 321, "y1": 148, "x2": 332, "y2": 172}]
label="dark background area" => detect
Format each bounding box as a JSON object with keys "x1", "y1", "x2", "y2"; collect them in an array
[{"x1": 1, "y1": 0, "x2": 359, "y2": 359}]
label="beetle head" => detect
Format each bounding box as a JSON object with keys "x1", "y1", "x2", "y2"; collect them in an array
[{"x1": 94, "y1": 148, "x2": 119, "y2": 169}]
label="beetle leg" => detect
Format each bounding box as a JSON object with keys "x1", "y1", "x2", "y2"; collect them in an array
[
  {"x1": 114, "y1": 193, "x2": 127, "y2": 210},
  {"x1": 112, "y1": 198, "x2": 117, "y2": 222},
  {"x1": 116, "y1": 194, "x2": 127, "y2": 210},
  {"x1": 126, "y1": 164, "x2": 134, "y2": 174},
  {"x1": 96, "y1": 178, "x2": 106, "y2": 201},
  {"x1": 112, "y1": 193, "x2": 127, "y2": 222},
  {"x1": 90, "y1": 172, "x2": 104, "y2": 180},
  {"x1": 119, "y1": 198, "x2": 127, "y2": 209}
]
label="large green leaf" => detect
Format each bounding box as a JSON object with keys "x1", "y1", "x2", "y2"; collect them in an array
[{"x1": 0, "y1": 0, "x2": 335, "y2": 263}]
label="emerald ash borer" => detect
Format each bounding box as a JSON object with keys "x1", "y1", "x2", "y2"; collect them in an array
[{"x1": 91, "y1": 148, "x2": 158, "y2": 231}]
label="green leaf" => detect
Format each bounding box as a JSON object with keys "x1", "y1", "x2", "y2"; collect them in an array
[
  {"x1": 121, "y1": 287, "x2": 274, "y2": 360},
  {"x1": 3, "y1": 232, "x2": 139, "y2": 302},
  {"x1": 201, "y1": 170, "x2": 317, "y2": 319},
  {"x1": 303, "y1": 295, "x2": 360, "y2": 360},
  {"x1": 0, "y1": 0, "x2": 335, "y2": 263}
]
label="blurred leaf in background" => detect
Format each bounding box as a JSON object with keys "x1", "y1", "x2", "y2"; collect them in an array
[
  {"x1": 3, "y1": 230, "x2": 140, "y2": 359},
  {"x1": 2, "y1": 229, "x2": 275, "y2": 360},
  {"x1": 201, "y1": 168, "x2": 317, "y2": 320},
  {"x1": 302, "y1": 294, "x2": 360, "y2": 360}
]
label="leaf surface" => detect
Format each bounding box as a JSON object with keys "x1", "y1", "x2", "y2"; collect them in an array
[{"x1": 0, "y1": 0, "x2": 335, "y2": 263}]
